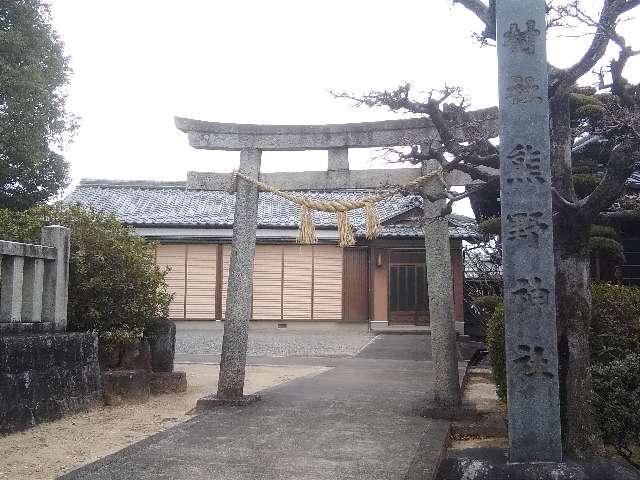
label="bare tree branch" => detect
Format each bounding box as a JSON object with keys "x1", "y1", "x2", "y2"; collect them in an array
[
  {"x1": 552, "y1": 0, "x2": 640, "y2": 98},
  {"x1": 453, "y1": 0, "x2": 496, "y2": 40},
  {"x1": 552, "y1": 187, "x2": 580, "y2": 213}
]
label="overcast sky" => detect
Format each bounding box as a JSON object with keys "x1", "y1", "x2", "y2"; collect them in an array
[{"x1": 48, "y1": 1, "x2": 640, "y2": 216}]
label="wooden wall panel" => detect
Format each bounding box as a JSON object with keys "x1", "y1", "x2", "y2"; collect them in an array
[
  {"x1": 185, "y1": 245, "x2": 217, "y2": 319},
  {"x1": 252, "y1": 245, "x2": 283, "y2": 320},
  {"x1": 221, "y1": 245, "x2": 231, "y2": 318},
  {"x1": 283, "y1": 245, "x2": 312, "y2": 320},
  {"x1": 313, "y1": 245, "x2": 343, "y2": 320},
  {"x1": 342, "y1": 248, "x2": 369, "y2": 321},
  {"x1": 155, "y1": 244, "x2": 186, "y2": 320}
]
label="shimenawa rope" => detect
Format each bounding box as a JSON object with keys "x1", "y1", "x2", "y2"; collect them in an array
[{"x1": 233, "y1": 168, "x2": 448, "y2": 247}]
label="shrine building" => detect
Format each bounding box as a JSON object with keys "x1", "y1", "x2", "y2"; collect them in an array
[{"x1": 65, "y1": 178, "x2": 478, "y2": 325}]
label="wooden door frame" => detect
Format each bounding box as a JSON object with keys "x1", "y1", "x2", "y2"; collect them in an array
[
  {"x1": 341, "y1": 246, "x2": 370, "y2": 322},
  {"x1": 387, "y1": 260, "x2": 429, "y2": 324}
]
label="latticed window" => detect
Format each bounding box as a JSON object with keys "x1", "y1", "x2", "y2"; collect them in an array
[{"x1": 389, "y1": 264, "x2": 428, "y2": 312}]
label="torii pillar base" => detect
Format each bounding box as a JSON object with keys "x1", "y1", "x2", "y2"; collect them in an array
[{"x1": 194, "y1": 393, "x2": 262, "y2": 411}]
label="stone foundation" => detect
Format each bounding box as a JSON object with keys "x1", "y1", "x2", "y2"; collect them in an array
[
  {"x1": 102, "y1": 370, "x2": 150, "y2": 406},
  {"x1": 150, "y1": 371, "x2": 187, "y2": 394},
  {"x1": 0, "y1": 332, "x2": 102, "y2": 434}
]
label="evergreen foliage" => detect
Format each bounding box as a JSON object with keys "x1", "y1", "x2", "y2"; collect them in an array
[
  {"x1": 0, "y1": 204, "x2": 171, "y2": 341},
  {"x1": 484, "y1": 284, "x2": 640, "y2": 463},
  {"x1": 0, "y1": 1, "x2": 76, "y2": 210}
]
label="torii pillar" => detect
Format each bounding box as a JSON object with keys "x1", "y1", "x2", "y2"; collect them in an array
[
  {"x1": 423, "y1": 159, "x2": 460, "y2": 408},
  {"x1": 217, "y1": 148, "x2": 261, "y2": 400}
]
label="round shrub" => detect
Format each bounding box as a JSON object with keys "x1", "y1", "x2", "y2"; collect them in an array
[
  {"x1": 0, "y1": 203, "x2": 171, "y2": 342},
  {"x1": 573, "y1": 173, "x2": 601, "y2": 199}
]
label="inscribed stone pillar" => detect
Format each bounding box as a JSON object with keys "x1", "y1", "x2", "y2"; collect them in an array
[
  {"x1": 217, "y1": 148, "x2": 262, "y2": 399},
  {"x1": 497, "y1": 0, "x2": 562, "y2": 462},
  {"x1": 422, "y1": 160, "x2": 460, "y2": 408}
]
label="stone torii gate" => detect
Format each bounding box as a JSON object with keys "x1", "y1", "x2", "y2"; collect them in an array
[{"x1": 175, "y1": 112, "x2": 496, "y2": 408}]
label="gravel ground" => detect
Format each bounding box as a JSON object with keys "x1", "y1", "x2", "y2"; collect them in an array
[
  {"x1": 1, "y1": 364, "x2": 327, "y2": 480},
  {"x1": 175, "y1": 321, "x2": 374, "y2": 357}
]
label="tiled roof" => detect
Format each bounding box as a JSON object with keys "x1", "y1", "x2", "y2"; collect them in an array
[{"x1": 65, "y1": 180, "x2": 478, "y2": 239}]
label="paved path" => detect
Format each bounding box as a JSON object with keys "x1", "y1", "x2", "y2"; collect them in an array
[{"x1": 62, "y1": 335, "x2": 465, "y2": 480}]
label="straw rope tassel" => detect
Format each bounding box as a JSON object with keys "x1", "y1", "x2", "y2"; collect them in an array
[
  {"x1": 297, "y1": 204, "x2": 318, "y2": 245},
  {"x1": 232, "y1": 167, "x2": 448, "y2": 248},
  {"x1": 336, "y1": 211, "x2": 356, "y2": 248},
  {"x1": 364, "y1": 201, "x2": 382, "y2": 240}
]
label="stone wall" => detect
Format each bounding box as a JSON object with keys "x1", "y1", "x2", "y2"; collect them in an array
[{"x1": 0, "y1": 332, "x2": 102, "y2": 434}]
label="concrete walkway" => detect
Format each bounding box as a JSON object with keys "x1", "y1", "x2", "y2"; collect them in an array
[{"x1": 61, "y1": 335, "x2": 467, "y2": 480}]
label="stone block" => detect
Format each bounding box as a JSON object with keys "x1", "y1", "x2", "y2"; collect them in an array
[
  {"x1": 0, "y1": 321, "x2": 55, "y2": 335},
  {"x1": 99, "y1": 338, "x2": 152, "y2": 371},
  {"x1": 34, "y1": 334, "x2": 55, "y2": 370},
  {"x1": 120, "y1": 339, "x2": 152, "y2": 370},
  {"x1": 81, "y1": 334, "x2": 99, "y2": 364},
  {"x1": 149, "y1": 371, "x2": 187, "y2": 395},
  {"x1": 0, "y1": 332, "x2": 102, "y2": 435},
  {"x1": 144, "y1": 318, "x2": 176, "y2": 373},
  {"x1": 102, "y1": 370, "x2": 150, "y2": 406},
  {"x1": 438, "y1": 452, "x2": 640, "y2": 480}
]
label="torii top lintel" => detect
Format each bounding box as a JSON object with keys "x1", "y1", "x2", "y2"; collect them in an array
[{"x1": 174, "y1": 107, "x2": 497, "y2": 151}]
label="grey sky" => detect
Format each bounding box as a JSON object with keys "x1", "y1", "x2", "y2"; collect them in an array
[{"x1": 49, "y1": 1, "x2": 639, "y2": 216}]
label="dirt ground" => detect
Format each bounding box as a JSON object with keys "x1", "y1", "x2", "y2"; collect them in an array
[
  {"x1": 0, "y1": 363, "x2": 329, "y2": 480},
  {"x1": 449, "y1": 366, "x2": 509, "y2": 451}
]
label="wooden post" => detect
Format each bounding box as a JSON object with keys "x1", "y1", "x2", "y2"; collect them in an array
[
  {"x1": 422, "y1": 159, "x2": 460, "y2": 409},
  {"x1": 217, "y1": 148, "x2": 262, "y2": 399}
]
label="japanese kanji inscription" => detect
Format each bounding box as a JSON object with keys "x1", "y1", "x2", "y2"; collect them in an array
[{"x1": 497, "y1": 0, "x2": 562, "y2": 463}]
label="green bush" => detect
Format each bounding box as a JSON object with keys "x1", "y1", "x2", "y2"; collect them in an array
[
  {"x1": 0, "y1": 203, "x2": 171, "y2": 342},
  {"x1": 592, "y1": 354, "x2": 640, "y2": 466},
  {"x1": 486, "y1": 284, "x2": 640, "y2": 462},
  {"x1": 485, "y1": 302, "x2": 506, "y2": 402},
  {"x1": 591, "y1": 283, "x2": 640, "y2": 363},
  {"x1": 589, "y1": 236, "x2": 625, "y2": 264},
  {"x1": 472, "y1": 295, "x2": 502, "y2": 317},
  {"x1": 487, "y1": 285, "x2": 640, "y2": 398}
]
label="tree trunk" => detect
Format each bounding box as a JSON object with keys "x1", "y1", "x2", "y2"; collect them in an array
[
  {"x1": 555, "y1": 222, "x2": 601, "y2": 457},
  {"x1": 550, "y1": 96, "x2": 602, "y2": 457}
]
